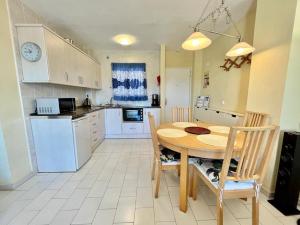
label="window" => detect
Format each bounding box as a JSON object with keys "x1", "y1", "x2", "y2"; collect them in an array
[{"x1": 112, "y1": 63, "x2": 148, "y2": 104}]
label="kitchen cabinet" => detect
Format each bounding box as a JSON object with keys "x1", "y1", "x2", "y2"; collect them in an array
[
  {"x1": 89, "y1": 110, "x2": 105, "y2": 151},
  {"x1": 16, "y1": 24, "x2": 101, "y2": 89},
  {"x1": 143, "y1": 108, "x2": 160, "y2": 134},
  {"x1": 105, "y1": 108, "x2": 122, "y2": 135}
]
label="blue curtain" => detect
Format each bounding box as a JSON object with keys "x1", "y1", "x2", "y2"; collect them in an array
[{"x1": 112, "y1": 63, "x2": 148, "y2": 103}]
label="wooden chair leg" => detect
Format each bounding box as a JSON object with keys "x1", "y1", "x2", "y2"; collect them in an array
[
  {"x1": 252, "y1": 196, "x2": 259, "y2": 225},
  {"x1": 155, "y1": 164, "x2": 161, "y2": 198},
  {"x1": 216, "y1": 196, "x2": 224, "y2": 225},
  {"x1": 151, "y1": 156, "x2": 156, "y2": 180},
  {"x1": 177, "y1": 166, "x2": 180, "y2": 177}
]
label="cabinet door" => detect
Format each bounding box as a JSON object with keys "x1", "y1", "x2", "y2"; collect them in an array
[
  {"x1": 105, "y1": 109, "x2": 122, "y2": 135},
  {"x1": 44, "y1": 29, "x2": 66, "y2": 84},
  {"x1": 143, "y1": 108, "x2": 160, "y2": 134},
  {"x1": 96, "y1": 63, "x2": 102, "y2": 89},
  {"x1": 64, "y1": 43, "x2": 78, "y2": 86},
  {"x1": 98, "y1": 110, "x2": 105, "y2": 141}
]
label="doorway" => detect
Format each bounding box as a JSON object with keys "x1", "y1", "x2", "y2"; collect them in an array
[{"x1": 165, "y1": 68, "x2": 192, "y2": 122}]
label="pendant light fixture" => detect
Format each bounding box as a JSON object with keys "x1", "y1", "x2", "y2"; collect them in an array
[
  {"x1": 181, "y1": 30, "x2": 212, "y2": 50},
  {"x1": 182, "y1": 0, "x2": 255, "y2": 57},
  {"x1": 226, "y1": 41, "x2": 255, "y2": 57}
]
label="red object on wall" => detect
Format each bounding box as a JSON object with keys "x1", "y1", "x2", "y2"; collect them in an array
[{"x1": 157, "y1": 75, "x2": 160, "y2": 86}]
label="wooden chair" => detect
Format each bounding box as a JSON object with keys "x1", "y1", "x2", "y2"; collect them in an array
[
  {"x1": 149, "y1": 113, "x2": 181, "y2": 198},
  {"x1": 172, "y1": 107, "x2": 192, "y2": 122},
  {"x1": 190, "y1": 125, "x2": 279, "y2": 225},
  {"x1": 243, "y1": 111, "x2": 270, "y2": 127}
]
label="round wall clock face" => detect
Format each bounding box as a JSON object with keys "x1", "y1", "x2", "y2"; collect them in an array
[{"x1": 21, "y1": 42, "x2": 42, "y2": 62}]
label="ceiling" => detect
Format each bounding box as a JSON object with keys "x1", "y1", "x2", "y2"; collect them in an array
[{"x1": 21, "y1": 0, "x2": 254, "y2": 51}]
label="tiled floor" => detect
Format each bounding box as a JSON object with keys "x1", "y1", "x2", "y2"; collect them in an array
[{"x1": 0, "y1": 139, "x2": 299, "y2": 225}]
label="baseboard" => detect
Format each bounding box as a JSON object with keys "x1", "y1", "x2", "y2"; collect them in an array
[
  {"x1": 105, "y1": 134, "x2": 151, "y2": 139},
  {"x1": 261, "y1": 186, "x2": 274, "y2": 198},
  {"x1": 0, "y1": 171, "x2": 35, "y2": 190}
]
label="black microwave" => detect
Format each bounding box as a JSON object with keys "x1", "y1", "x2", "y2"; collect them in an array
[{"x1": 123, "y1": 108, "x2": 143, "y2": 122}]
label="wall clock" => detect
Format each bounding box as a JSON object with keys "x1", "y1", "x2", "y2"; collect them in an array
[{"x1": 21, "y1": 42, "x2": 42, "y2": 62}]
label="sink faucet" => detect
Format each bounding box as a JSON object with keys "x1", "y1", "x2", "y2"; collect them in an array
[{"x1": 109, "y1": 97, "x2": 113, "y2": 105}]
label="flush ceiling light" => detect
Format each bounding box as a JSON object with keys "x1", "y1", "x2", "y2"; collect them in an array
[
  {"x1": 182, "y1": 0, "x2": 255, "y2": 57},
  {"x1": 226, "y1": 41, "x2": 255, "y2": 57},
  {"x1": 182, "y1": 31, "x2": 212, "y2": 50},
  {"x1": 113, "y1": 34, "x2": 136, "y2": 46}
]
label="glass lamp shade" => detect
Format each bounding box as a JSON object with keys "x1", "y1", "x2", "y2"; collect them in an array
[
  {"x1": 182, "y1": 32, "x2": 212, "y2": 50},
  {"x1": 226, "y1": 41, "x2": 255, "y2": 57}
]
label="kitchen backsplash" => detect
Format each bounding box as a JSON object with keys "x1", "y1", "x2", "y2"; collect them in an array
[{"x1": 8, "y1": 0, "x2": 96, "y2": 171}]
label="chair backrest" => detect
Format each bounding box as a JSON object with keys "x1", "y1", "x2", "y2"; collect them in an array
[
  {"x1": 243, "y1": 111, "x2": 270, "y2": 127},
  {"x1": 148, "y1": 113, "x2": 161, "y2": 159},
  {"x1": 219, "y1": 125, "x2": 279, "y2": 188},
  {"x1": 172, "y1": 107, "x2": 192, "y2": 122}
]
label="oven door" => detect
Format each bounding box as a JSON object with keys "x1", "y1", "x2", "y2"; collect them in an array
[{"x1": 123, "y1": 108, "x2": 143, "y2": 122}]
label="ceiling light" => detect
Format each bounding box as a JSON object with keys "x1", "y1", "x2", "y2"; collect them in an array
[
  {"x1": 226, "y1": 42, "x2": 255, "y2": 57},
  {"x1": 113, "y1": 34, "x2": 136, "y2": 46},
  {"x1": 182, "y1": 31, "x2": 212, "y2": 50}
]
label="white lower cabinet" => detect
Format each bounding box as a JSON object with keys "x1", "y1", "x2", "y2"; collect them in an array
[
  {"x1": 105, "y1": 108, "x2": 122, "y2": 135},
  {"x1": 122, "y1": 123, "x2": 143, "y2": 134},
  {"x1": 88, "y1": 110, "x2": 105, "y2": 151},
  {"x1": 105, "y1": 107, "x2": 160, "y2": 138}
]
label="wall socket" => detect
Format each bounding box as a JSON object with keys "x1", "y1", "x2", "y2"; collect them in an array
[{"x1": 221, "y1": 100, "x2": 225, "y2": 105}]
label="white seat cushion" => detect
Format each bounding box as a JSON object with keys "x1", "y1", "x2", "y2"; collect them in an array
[
  {"x1": 161, "y1": 158, "x2": 195, "y2": 166},
  {"x1": 193, "y1": 159, "x2": 254, "y2": 191}
]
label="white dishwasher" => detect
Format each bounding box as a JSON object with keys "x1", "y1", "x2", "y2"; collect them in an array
[{"x1": 72, "y1": 116, "x2": 92, "y2": 169}]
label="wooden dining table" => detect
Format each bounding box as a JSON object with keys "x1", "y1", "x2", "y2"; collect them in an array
[{"x1": 157, "y1": 122, "x2": 243, "y2": 212}]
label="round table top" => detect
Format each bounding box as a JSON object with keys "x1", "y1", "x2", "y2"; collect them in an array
[{"x1": 157, "y1": 122, "x2": 243, "y2": 159}]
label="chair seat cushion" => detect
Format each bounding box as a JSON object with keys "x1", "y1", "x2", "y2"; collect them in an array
[
  {"x1": 194, "y1": 158, "x2": 254, "y2": 191},
  {"x1": 160, "y1": 148, "x2": 195, "y2": 165}
]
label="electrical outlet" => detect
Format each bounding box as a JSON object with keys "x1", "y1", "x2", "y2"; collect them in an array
[{"x1": 221, "y1": 100, "x2": 225, "y2": 105}]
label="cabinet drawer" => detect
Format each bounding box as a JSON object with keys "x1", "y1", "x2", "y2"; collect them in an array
[
  {"x1": 89, "y1": 112, "x2": 98, "y2": 123},
  {"x1": 122, "y1": 123, "x2": 143, "y2": 134}
]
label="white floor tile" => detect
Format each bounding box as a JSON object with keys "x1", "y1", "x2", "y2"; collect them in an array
[
  {"x1": 154, "y1": 196, "x2": 175, "y2": 222},
  {"x1": 173, "y1": 206, "x2": 198, "y2": 225},
  {"x1": 54, "y1": 181, "x2": 80, "y2": 199},
  {"x1": 99, "y1": 188, "x2": 121, "y2": 209},
  {"x1": 63, "y1": 189, "x2": 89, "y2": 210},
  {"x1": 50, "y1": 210, "x2": 78, "y2": 225},
  {"x1": 88, "y1": 181, "x2": 108, "y2": 198},
  {"x1": 188, "y1": 195, "x2": 214, "y2": 221},
  {"x1": 134, "y1": 208, "x2": 155, "y2": 225},
  {"x1": 114, "y1": 197, "x2": 136, "y2": 223},
  {"x1": 136, "y1": 187, "x2": 153, "y2": 208},
  {"x1": 0, "y1": 200, "x2": 31, "y2": 225},
  {"x1": 30, "y1": 199, "x2": 66, "y2": 225},
  {"x1": 92, "y1": 209, "x2": 116, "y2": 225},
  {"x1": 24, "y1": 190, "x2": 57, "y2": 211},
  {"x1": 8, "y1": 210, "x2": 38, "y2": 225},
  {"x1": 72, "y1": 198, "x2": 101, "y2": 224}
]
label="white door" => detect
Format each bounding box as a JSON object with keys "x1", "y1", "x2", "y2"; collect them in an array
[
  {"x1": 165, "y1": 68, "x2": 192, "y2": 122},
  {"x1": 105, "y1": 108, "x2": 122, "y2": 135}
]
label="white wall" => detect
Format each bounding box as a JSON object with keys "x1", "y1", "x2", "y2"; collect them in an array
[
  {"x1": 93, "y1": 50, "x2": 160, "y2": 106},
  {"x1": 193, "y1": 7, "x2": 256, "y2": 113},
  {"x1": 0, "y1": 0, "x2": 33, "y2": 187},
  {"x1": 246, "y1": 0, "x2": 298, "y2": 194}
]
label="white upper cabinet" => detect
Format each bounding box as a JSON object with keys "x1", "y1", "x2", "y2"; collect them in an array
[{"x1": 16, "y1": 24, "x2": 102, "y2": 89}]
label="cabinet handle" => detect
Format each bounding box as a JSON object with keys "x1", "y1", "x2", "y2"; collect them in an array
[{"x1": 65, "y1": 72, "x2": 69, "y2": 81}]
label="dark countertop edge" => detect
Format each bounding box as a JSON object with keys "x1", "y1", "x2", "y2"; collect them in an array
[{"x1": 30, "y1": 105, "x2": 161, "y2": 120}]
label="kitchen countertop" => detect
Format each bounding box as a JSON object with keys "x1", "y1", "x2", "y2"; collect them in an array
[{"x1": 30, "y1": 105, "x2": 161, "y2": 119}]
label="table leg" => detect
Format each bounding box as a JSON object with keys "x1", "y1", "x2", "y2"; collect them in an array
[{"x1": 179, "y1": 150, "x2": 188, "y2": 212}]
